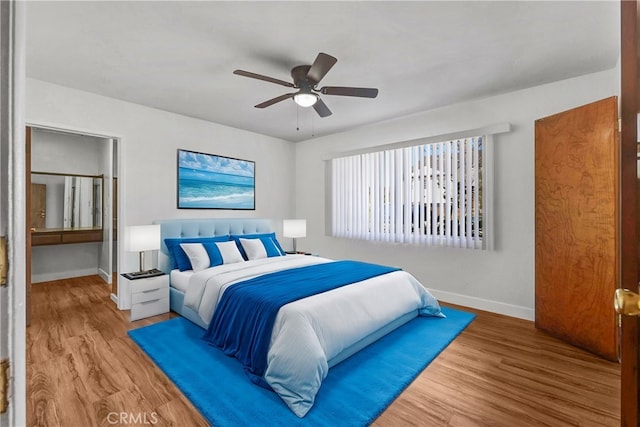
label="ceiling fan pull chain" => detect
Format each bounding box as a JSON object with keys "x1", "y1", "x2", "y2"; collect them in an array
[{"x1": 296, "y1": 104, "x2": 300, "y2": 131}]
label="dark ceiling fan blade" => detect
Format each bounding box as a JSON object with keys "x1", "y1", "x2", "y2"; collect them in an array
[
  {"x1": 254, "y1": 93, "x2": 295, "y2": 108},
  {"x1": 321, "y1": 86, "x2": 379, "y2": 98},
  {"x1": 313, "y1": 98, "x2": 332, "y2": 118},
  {"x1": 306, "y1": 53, "x2": 337, "y2": 85},
  {"x1": 234, "y1": 69, "x2": 294, "y2": 88}
]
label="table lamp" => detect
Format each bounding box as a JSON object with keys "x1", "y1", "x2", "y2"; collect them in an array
[
  {"x1": 283, "y1": 219, "x2": 306, "y2": 253},
  {"x1": 125, "y1": 224, "x2": 161, "y2": 273}
]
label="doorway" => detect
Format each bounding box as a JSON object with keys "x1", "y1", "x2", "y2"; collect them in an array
[{"x1": 25, "y1": 124, "x2": 121, "y2": 324}]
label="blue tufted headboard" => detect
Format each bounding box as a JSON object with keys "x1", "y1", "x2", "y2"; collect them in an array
[{"x1": 153, "y1": 218, "x2": 274, "y2": 273}]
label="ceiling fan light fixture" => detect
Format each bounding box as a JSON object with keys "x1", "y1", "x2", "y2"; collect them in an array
[{"x1": 293, "y1": 92, "x2": 318, "y2": 107}]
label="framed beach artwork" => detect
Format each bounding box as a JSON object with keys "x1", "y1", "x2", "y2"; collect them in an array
[{"x1": 177, "y1": 149, "x2": 255, "y2": 209}]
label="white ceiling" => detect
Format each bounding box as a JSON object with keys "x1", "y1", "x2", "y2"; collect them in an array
[{"x1": 26, "y1": 1, "x2": 620, "y2": 143}]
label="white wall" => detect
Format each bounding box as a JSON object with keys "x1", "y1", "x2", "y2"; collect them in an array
[
  {"x1": 294, "y1": 68, "x2": 619, "y2": 320},
  {"x1": 31, "y1": 244, "x2": 102, "y2": 282},
  {"x1": 31, "y1": 129, "x2": 101, "y2": 174},
  {"x1": 26, "y1": 78, "x2": 295, "y2": 297}
]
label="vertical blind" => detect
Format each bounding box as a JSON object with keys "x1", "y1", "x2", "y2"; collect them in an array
[{"x1": 332, "y1": 136, "x2": 484, "y2": 249}]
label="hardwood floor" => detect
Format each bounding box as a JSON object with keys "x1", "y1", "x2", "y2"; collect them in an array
[
  {"x1": 26, "y1": 275, "x2": 620, "y2": 426},
  {"x1": 374, "y1": 305, "x2": 620, "y2": 427},
  {"x1": 27, "y1": 275, "x2": 207, "y2": 427}
]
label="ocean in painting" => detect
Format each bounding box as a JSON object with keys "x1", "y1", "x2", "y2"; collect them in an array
[{"x1": 178, "y1": 166, "x2": 255, "y2": 209}]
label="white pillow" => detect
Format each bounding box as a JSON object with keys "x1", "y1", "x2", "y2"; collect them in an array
[
  {"x1": 215, "y1": 240, "x2": 245, "y2": 264},
  {"x1": 179, "y1": 243, "x2": 210, "y2": 271},
  {"x1": 240, "y1": 238, "x2": 267, "y2": 260}
]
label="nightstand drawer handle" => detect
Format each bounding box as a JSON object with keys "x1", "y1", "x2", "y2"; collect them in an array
[
  {"x1": 140, "y1": 299, "x2": 160, "y2": 305},
  {"x1": 142, "y1": 288, "x2": 160, "y2": 293}
]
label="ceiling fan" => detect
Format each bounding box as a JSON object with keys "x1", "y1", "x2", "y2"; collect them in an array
[{"x1": 233, "y1": 52, "x2": 378, "y2": 118}]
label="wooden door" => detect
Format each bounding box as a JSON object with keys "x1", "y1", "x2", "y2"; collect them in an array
[
  {"x1": 619, "y1": 0, "x2": 639, "y2": 425},
  {"x1": 30, "y1": 183, "x2": 46, "y2": 229},
  {"x1": 535, "y1": 96, "x2": 618, "y2": 362}
]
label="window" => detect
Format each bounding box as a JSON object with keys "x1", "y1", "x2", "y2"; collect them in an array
[{"x1": 331, "y1": 135, "x2": 488, "y2": 249}]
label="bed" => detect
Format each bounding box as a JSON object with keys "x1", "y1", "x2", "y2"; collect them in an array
[
  {"x1": 156, "y1": 218, "x2": 274, "y2": 329},
  {"x1": 154, "y1": 218, "x2": 443, "y2": 417}
]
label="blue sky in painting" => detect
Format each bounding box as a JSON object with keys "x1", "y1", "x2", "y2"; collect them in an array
[{"x1": 179, "y1": 150, "x2": 254, "y2": 177}]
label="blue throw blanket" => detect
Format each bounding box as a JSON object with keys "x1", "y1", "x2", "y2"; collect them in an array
[{"x1": 202, "y1": 260, "x2": 401, "y2": 388}]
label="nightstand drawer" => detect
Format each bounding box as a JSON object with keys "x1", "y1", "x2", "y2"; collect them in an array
[
  {"x1": 131, "y1": 297, "x2": 169, "y2": 321},
  {"x1": 131, "y1": 286, "x2": 169, "y2": 304},
  {"x1": 126, "y1": 274, "x2": 169, "y2": 321},
  {"x1": 130, "y1": 275, "x2": 168, "y2": 294}
]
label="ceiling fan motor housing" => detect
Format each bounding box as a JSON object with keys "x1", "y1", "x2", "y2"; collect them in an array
[{"x1": 291, "y1": 65, "x2": 315, "y2": 88}]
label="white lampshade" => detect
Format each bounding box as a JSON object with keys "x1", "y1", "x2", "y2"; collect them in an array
[
  {"x1": 293, "y1": 93, "x2": 318, "y2": 108},
  {"x1": 125, "y1": 224, "x2": 161, "y2": 252},
  {"x1": 283, "y1": 219, "x2": 306, "y2": 238}
]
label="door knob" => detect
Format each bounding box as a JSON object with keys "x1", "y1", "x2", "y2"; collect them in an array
[{"x1": 614, "y1": 288, "x2": 640, "y2": 316}]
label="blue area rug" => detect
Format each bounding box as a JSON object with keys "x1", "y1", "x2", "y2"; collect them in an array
[{"x1": 128, "y1": 307, "x2": 475, "y2": 426}]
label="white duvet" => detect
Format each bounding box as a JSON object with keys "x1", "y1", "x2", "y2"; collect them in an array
[{"x1": 183, "y1": 255, "x2": 443, "y2": 417}]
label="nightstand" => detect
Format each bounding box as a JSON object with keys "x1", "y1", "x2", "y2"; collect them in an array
[{"x1": 128, "y1": 274, "x2": 169, "y2": 321}]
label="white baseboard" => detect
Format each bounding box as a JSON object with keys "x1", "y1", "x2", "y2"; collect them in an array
[
  {"x1": 32, "y1": 268, "x2": 100, "y2": 284},
  {"x1": 98, "y1": 268, "x2": 112, "y2": 284},
  {"x1": 110, "y1": 293, "x2": 119, "y2": 306},
  {"x1": 428, "y1": 288, "x2": 534, "y2": 321}
]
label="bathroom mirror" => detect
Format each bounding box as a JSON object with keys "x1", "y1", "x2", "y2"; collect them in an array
[{"x1": 30, "y1": 172, "x2": 103, "y2": 231}]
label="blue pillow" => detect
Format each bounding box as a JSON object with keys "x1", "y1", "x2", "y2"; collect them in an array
[
  {"x1": 262, "y1": 237, "x2": 283, "y2": 258},
  {"x1": 230, "y1": 232, "x2": 285, "y2": 260},
  {"x1": 164, "y1": 235, "x2": 230, "y2": 271},
  {"x1": 201, "y1": 241, "x2": 224, "y2": 267}
]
